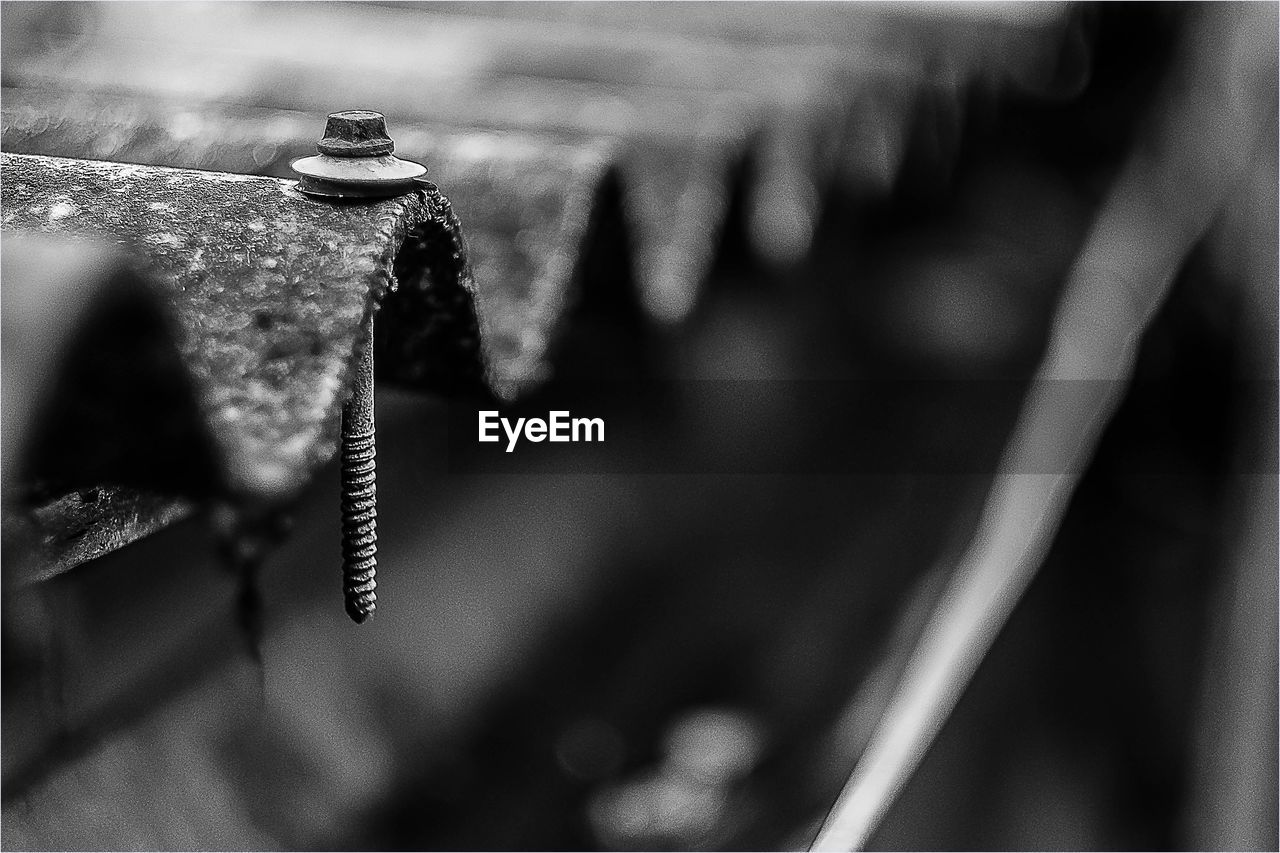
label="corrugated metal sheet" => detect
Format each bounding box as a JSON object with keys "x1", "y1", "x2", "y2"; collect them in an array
[
  {"x1": 3, "y1": 152, "x2": 481, "y2": 495},
  {"x1": 0, "y1": 2, "x2": 1075, "y2": 572},
  {"x1": 0, "y1": 158, "x2": 464, "y2": 581},
  {"x1": 3, "y1": 6, "x2": 1146, "y2": 849},
  {"x1": 1, "y1": 89, "x2": 618, "y2": 396},
  {"x1": 1, "y1": 1, "x2": 1075, "y2": 318}
]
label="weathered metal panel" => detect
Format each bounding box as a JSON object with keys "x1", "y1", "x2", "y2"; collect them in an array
[
  {"x1": 0, "y1": 96, "x2": 624, "y2": 573},
  {"x1": 1, "y1": 152, "x2": 479, "y2": 500},
  {"x1": 23, "y1": 489, "x2": 195, "y2": 584},
  {"x1": 0, "y1": 79, "x2": 730, "y2": 324},
  {"x1": 0, "y1": 87, "x2": 618, "y2": 397},
  {"x1": 0, "y1": 0, "x2": 1083, "y2": 594}
]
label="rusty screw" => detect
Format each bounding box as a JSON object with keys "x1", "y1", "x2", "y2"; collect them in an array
[{"x1": 292, "y1": 110, "x2": 429, "y2": 622}]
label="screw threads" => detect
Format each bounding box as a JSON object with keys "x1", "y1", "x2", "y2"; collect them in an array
[
  {"x1": 341, "y1": 321, "x2": 377, "y2": 623},
  {"x1": 341, "y1": 427, "x2": 377, "y2": 622}
]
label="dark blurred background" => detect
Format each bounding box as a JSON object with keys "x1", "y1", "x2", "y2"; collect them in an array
[{"x1": 1, "y1": 2, "x2": 1276, "y2": 850}]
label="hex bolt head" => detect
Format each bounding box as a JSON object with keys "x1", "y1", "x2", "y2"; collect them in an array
[{"x1": 317, "y1": 110, "x2": 395, "y2": 158}]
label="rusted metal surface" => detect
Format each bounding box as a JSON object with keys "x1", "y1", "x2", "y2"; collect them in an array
[
  {"x1": 2, "y1": 152, "x2": 478, "y2": 496},
  {"x1": 1, "y1": 87, "x2": 618, "y2": 397},
  {"x1": 1, "y1": 153, "x2": 480, "y2": 581}
]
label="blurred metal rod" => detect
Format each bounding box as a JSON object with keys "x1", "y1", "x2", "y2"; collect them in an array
[{"x1": 810, "y1": 7, "x2": 1277, "y2": 850}]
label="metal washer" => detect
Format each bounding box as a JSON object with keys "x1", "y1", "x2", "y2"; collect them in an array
[{"x1": 291, "y1": 153, "x2": 428, "y2": 199}]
